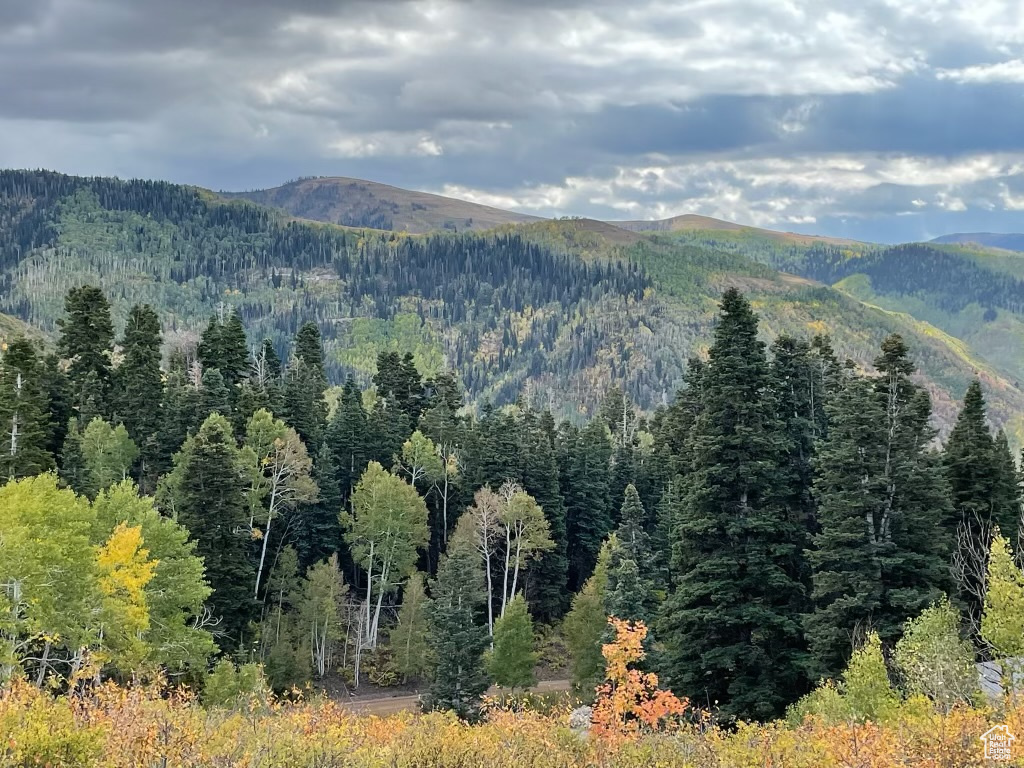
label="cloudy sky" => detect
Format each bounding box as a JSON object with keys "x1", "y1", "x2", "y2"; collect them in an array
[{"x1": 4, "y1": 0, "x2": 1024, "y2": 241}]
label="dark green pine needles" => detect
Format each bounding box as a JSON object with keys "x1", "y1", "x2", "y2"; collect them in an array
[{"x1": 660, "y1": 288, "x2": 809, "y2": 721}]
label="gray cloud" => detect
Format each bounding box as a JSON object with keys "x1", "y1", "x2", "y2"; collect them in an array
[{"x1": 2, "y1": 0, "x2": 1024, "y2": 239}]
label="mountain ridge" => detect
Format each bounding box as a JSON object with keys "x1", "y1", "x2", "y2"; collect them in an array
[
  {"x1": 223, "y1": 176, "x2": 543, "y2": 233},
  {"x1": 931, "y1": 232, "x2": 1024, "y2": 252}
]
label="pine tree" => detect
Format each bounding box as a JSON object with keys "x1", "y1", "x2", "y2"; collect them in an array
[
  {"x1": 283, "y1": 355, "x2": 327, "y2": 456},
  {"x1": 424, "y1": 517, "x2": 489, "y2": 720},
  {"x1": 872, "y1": 338, "x2": 951, "y2": 637},
  {"x1": 0, "y1": 338, "x2": 55, "y2": 480},
  {"x1": 158, "y1": 358, "x2": 201, "y2": 466},
  {"x1": 769, "y1": 335, "x2": 820, "y2": 534},
  {"x1": 293, "y1": 444, "x2": 344, "y2": 571},
  {"x1": 40, "y1": 353, "x2": 72, "y2": 460},
  {"x1": 944, "y1": 382, "x2": 1021, "y2": 639},
  {"x1": 992, "y1": 430, "x2": 1021, "y2": 542},
  {"x1": 325, "y1": 376, "x2": 369, "y2": 508},
  {"x1": 159, "y1": 414, "x2": 256, "y2": 648},
  {"x1": 258, "y1": 338, "x2": 283, "y2": 380},
  {"x1": 365, "y1": 395, "x2": 411, "y2": 469},
  {"x1": 660, "y1": 289, "x2": 808, "y2": 721},
  {"x1": 808, "y1": 337, "x2": 951, "y2": 679},
  {"x1": 563, "y1": 419, "x2": 613, "y2": 591},
  {"x1": 293, "y1": 322, "x2": 327, "y2": 393},
  {"x1": 521, "y1": 411, "x2": 569, "y2": 621},
  {"x1": 606, "y1": 485, "x2": 657, "y2": 629},
  {"x1": 114, "y1": 305, "x2": 164, "y2": 492},
  {"x1": 57, "y1": 285, "x2": 114, "y2": 419},
  {"x1": 198, "y1": 311, "x2": 248, "y2": 388},
  {"x1": 58, "y1": 418, "x2": 89, "y2": 495},
  {"x1": 488, "y1": 593, "x2": 537, "y2": 690},
  {"x1": 199, "y1": 367, "x2": 231, "y2": 422},
  {"x1": 650, "y1": 357, "x2": 704, "y2": 486},
  {"x1": 373, "y1": 351, "x2": 425, "y2": 424},
  {"x1": 805, "y1": 376, "x2": 887, "y2": 679}
]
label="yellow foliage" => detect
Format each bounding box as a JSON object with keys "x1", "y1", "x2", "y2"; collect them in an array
[{"x1": 96, "y1": 523, "x2": 158, "y2": 635}]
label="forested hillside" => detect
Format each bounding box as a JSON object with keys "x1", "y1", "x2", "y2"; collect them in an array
[
  {"x1": 2, "y1": 170, "x2": 1024, "y2": 439},
  {"x1": 661, "y1": 225, "x2": 1024, "y2": 406}
]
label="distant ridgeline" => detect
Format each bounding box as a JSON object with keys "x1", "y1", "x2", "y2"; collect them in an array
[
  {"x1": 0, "y1": 170, "x2": 651, "y2": 414},
  {"x1": 798, "y1": 244, "x2": 1024, "y2": 316}
]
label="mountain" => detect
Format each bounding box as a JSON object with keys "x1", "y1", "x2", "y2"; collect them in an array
[
  {"x1": 2, "y1": 169, "x2": 1023, "y2": 443},
  {"x1": 931, "y1": 232, "x2": 1024, "y2": 252},
  {"x1": 223, "y1": 176, "x2": 542, "y2": 233}
]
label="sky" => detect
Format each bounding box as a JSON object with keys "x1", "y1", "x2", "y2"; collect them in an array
[{"x1": 4, "y1": 0, "x2": 1024, "y2": 242}]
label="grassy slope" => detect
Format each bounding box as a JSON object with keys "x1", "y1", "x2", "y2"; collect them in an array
[{"x1": 224, "y1": 177, "x2": 542, "y2": 233}]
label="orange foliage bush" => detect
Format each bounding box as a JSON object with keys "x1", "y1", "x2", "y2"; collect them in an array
[{"x1": 591, "y1": 618, "x2": 687, "y2": 740}]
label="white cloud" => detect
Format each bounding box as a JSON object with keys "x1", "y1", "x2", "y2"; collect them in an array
[{"x1": 937, "y1": 59, "x2": 1024, "y2": 83}]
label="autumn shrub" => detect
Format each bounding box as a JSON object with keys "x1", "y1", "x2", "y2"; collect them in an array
[
  {"x1": 1, "y1": 677, "x2": 1023, "y2": 768},
  {"x1": 590, "y1": 618, "x2": 687, "y2": 741}
]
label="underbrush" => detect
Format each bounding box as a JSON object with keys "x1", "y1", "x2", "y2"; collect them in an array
[{"x1": 1, "y1": 680, "x2": 1020, "y2": 767}]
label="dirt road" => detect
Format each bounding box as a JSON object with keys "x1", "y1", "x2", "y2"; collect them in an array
[{"x1": 339, "y1": 678, "x2": 573, "y2": 716}]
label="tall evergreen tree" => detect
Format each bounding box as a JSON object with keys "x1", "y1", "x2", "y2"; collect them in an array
[
  {"x1": 115, "y1": 304, "x2": 164, "y2": 491},
  {"x1": 944, "y1": 381, "x2": 1020, "y2": 638},
  {"x1": 660, "y1": 289, "x2": 808, "y2": 720},
  {"x1": 0, "y1": 338, "x2": 55, "y2": 479},
  {"x1": 198, "y1": 311, "x2": 248, "y2": 389},
  {"x1": 992, "y1": 430, "x2": 1021, "y2": 542},
  {"x1": 563, "y1": 419, "x2": 613, "y2": 591},
  {"x1": 521, "y1": 410, "x2": 569, "y2": 621},
  {"x1": 424, "y1": 518, "x2": 490, "y2": 720},
  {"x1": 158, "y1": 355, "x2": 201, "y2": 466},
  {"x1": 199, "y1": 367, "x2": 231, "y2": 422},
  {"x1": 159, "y1": 414, "x2": 256, "y2": 648},
  {"x1": 57, "y1": 285, "x2": 114, "y2": 419},
  {"x1": 293, "y1": 444, "x2": 344, "y2": 571},
  {"x1": 365, "y1": 395, "x2": 411, "y2": 469},
  {"x1": 293, "y1": 322, "x2": 327, "y2": 391},
  {"x1": 40, "y1": 353, "x2": 72, "y2": 460},
  {"x1": 805, "y1": 376, "x2": 887, "y2": 679},
  {"x1": 325, "y1": 376, "x2": 369, "y2": 509},
  {"x1": 872, "y1": 337, "x2": 952, "y2": 633},
  {"x1": 808, "y1": 337, "x2": 951, "y2": 679},
  {"x1": 373, "y1": 351, "x2": 425, "y2": 424},
  {"x1": 650, "y1": 357, "x2": 704, "y2": 489},
  {"x1": 283, "y1": 355, "x2": 327, "y2": 456},
  {"x1": 58, "y1": 418, "x2": 88, "y2": 495}
]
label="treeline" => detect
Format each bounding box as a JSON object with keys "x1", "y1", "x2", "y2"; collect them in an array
[{"x1": 0, "y1": 285, "x2": 1021, "y2": 722}]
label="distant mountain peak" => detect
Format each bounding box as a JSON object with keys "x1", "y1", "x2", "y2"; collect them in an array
[
  {"x1": 931, "y1": 232, "x2": 1024, "y2": 252},
  {"x1": 223, "y1": 176, "x2": 541, "y2": 233}
]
